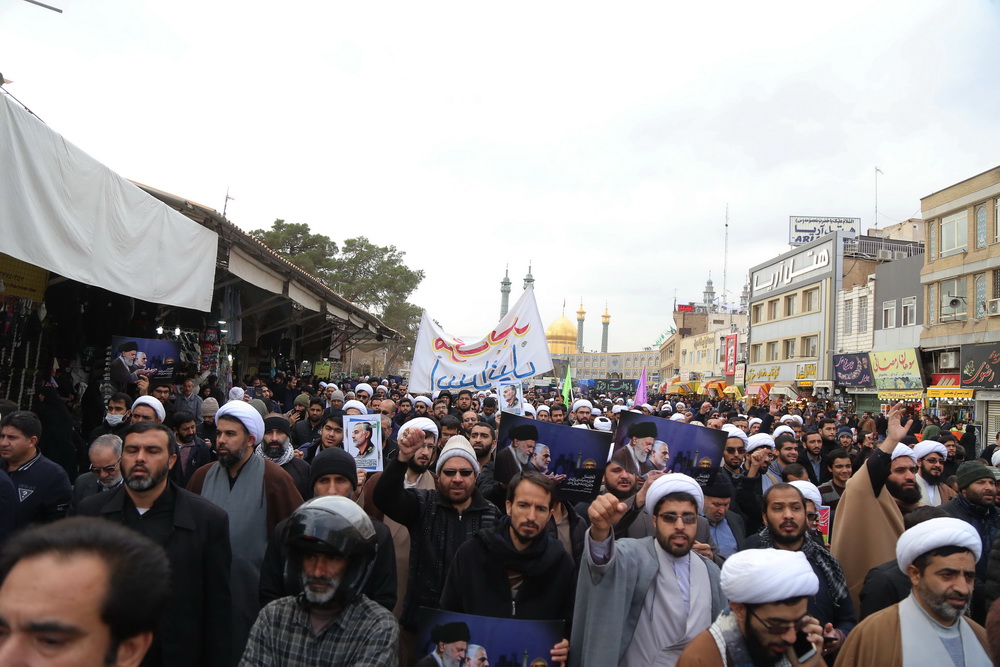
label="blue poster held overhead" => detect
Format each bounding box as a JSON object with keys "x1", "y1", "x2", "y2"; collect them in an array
[{"x1": 613, "y1": 411, "x2": 726, "y2": 486}]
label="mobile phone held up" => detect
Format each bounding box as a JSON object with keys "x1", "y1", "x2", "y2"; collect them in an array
[{"x1": 793, "y1": 630, "x2": 816, "y2": 663}]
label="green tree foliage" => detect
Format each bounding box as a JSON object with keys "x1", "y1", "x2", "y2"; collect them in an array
[{"x1": 250, "y1": 220, "x2": 425, "y2": 375}]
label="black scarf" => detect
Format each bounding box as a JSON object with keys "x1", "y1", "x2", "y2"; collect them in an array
[
  {"x1": 477, "y1": 516, "x2": 561, "y2": 578},
  {"x1": 755, "y1": 526, "x2": 848, "y2": 607}
]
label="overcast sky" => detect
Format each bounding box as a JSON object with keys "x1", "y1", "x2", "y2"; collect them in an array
[{"x1": 4, "y1": 1, "x2": 999, "y2": 351}]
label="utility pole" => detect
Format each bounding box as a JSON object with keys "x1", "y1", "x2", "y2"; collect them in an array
[
  {"x1": 223, "y1": 187, "x2": 235, "y2": 219},
  {"x1": 722, "y1": 204, "x2": 729, "y2": 311},
  {"x1": 874, "y1": 166, "x2": 883, "y2": 230}
]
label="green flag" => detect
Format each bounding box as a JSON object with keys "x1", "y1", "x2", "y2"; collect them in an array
[{"x1": 562, "y1": 364, "x2": 572, "y2": 405}]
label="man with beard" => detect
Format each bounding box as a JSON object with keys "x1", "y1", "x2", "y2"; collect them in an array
[
  {"x1": 353, "y1": 382, "x2": 374, "y2": 410},
  {"x1": 611, "y1": 421, "x2": 657, "y2": 477},
  {"x1": 187, "y1": 400, "x2": 303, "y2": 662},
  {"x1": 701, "y1": 474, "x2": 745, "y2": 562},
  {"x1": 170, "y1": 410, "x2": 215, "y2": 488},
  {"x1": 678, "y1": 549, "x2": 825, "y2": 667},
  {"x1": 800, "y1": 431, "x2": 831, "y2": 486},
  {"x1": 297, "y1": 411, "x2": 345, "y2": 464},
  {"x1": 412, "y1": 395, "x2": 432, "y2": 418},
  {"x1": 766, "y1": 433, "x2": 800, "y2": 489},
  {"x1": 198, "y1": 397, "x2": 219, "y2": 447},
  {"x1": 570, "y1": 399, "x2": 593, "y2": 427},
  {"x1": 259, "y1": 447, "x2": 396, "y2": 611},
  {"x1": 291, "y1": 398, "x2": 326, "y2": 448},
  {"x1": 913, "y1": 440, "x2": 956, "y2": 507},
  {"x1": 362, "y1": 417, "x2": 439, "y2": 620},
  {"x1": 71, "y1": 434, "x2": 124, "y2": 509},
  {"x1": 747, "y1": 483, "x2": 856, "y2": 657},
  {"x1": 441, "y1": 472, "x2": 572, "y2": 664},
  {"x1": 550, "y1": 403, "x2": 568, "y2": 425},
  {"x1": 940, "y1": 461, "x2": 1000, "y2": 624},
  {"x1": 415, "y1": 622, "x2": 470, "y2": 667},
  {"x1": 77, "y1": 421, "x2": 232, "y2": 666},
  {"x1": 831, "y1": 404, "x2": 923, "y2": 612},
  {"x1": 719, "y1": 425, "x2": 747, "y2": 485},
  {"x1": 374, "y1": 432, "x2": 499, "y2": 663},
  {"x1": 495, "y1": 423, "x2": 537, "y2": 483},
  {"x1": 242, "y1": 495, "x2": 398, "y2": 665},
  {"x1": 573, "y1": 474, "x2": 726, "y2": 666},
  {"x1": 817, "y1": 417, "x2": 839, "y2": 453},
  {"x1": 350, "y1": 421, "x2": 376, "y2": 459},
  {"x1": 649, "y1": 440, "x2": 671, "y2": 472},
  {"x1": 461, "y1": 410, "x2": 480, "y2": 436},
  {"x1": 257, "y1": 416, "x2": 311, "y2": 499},
  {"x1": 537, "y1": 405, "x2": 552, "y2": 422},
  {"x1": 835, "y1": 518, "x2": 991, "y2": 666}
]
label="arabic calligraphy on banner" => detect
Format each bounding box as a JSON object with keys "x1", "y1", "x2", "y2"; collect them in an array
[
  {"x1": 788, "y1": 216, "x2": 860, "y2": 246},
  {"x1": 833, "y1": 353, "x2": 873, "y2": 387},
  {"x1": 960, "y1": 342, "x2": 1000, "y2": 389},
  {"x1": 869, "y1": 348, "x2": 924, "y2": 391},
  {"x1": 409, "y1": 287, "x2": 553, "y2": 393},
  {"x1": 746, "y1": 366, "x2": 781, "y2": 384},
  {"x1": 751, "y1": 240, "x2": 833, "y2": 297}
]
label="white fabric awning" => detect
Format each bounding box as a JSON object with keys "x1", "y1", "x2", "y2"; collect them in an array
[{"x1": 0, "y1": 93, "x2": 218, "y2": 311}]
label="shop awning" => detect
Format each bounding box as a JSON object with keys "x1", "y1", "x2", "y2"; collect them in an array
[
  {"x1": 0, "y1": 93, "x2": 217, "y2": 311},
  {"x1": 665, "y1": 384, "x2": 688, "y2": 394},
  {"x1": 704, "y1": 380, "x2": 727, "y2": 395},
  {"x1": 723, "y1": 385, "x2": 744, "y2": 399},
  {"x1": 746, "y1": 383, "x2": 773, "y2": 400},
  {"x1": 927, "y1": 374, "x2": 975, "y2": 399},
  {"x1": 769, "y1": 381, "x2": 799, "y2": 400}
]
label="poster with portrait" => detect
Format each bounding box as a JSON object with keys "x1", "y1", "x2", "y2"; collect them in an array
[
  {"x1": 343, "y1": 414, "x2": 382, "y2": 472},
  {"x1": 417, "y1": 608, "x2": 562, "y2": 667},
  {"x1": 613, "y1": 411, "x2": 727, "y2": 486},
  {"x1": 498, "y1": 382, "x2": 525, "y2": 416},
  {"x1": 496, "y1": 414, "x2": 613, "y2": 505},
  {"x1": 108, "y1": 335, "x2": 181, "y2": 391}
]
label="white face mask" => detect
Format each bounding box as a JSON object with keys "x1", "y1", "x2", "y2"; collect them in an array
[{"x1": 105, "y1": 413, "x2": 125, "y2": 426}]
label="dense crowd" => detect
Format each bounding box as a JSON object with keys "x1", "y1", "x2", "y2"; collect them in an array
[{"x1": 1, "y1": 374, "x2": 999, "y2": 666}]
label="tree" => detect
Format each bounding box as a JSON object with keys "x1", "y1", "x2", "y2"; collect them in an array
[
  {"x1": 250, "y1": 222, "x2": 424, "y2": 375},
  {"x1": 249, "y1": 219, "x2": 339, "y2": 283}
]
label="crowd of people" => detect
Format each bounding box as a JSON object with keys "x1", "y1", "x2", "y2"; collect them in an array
[{"x1": 2, "y1": 373, "x2": 1000, "y2": 666}]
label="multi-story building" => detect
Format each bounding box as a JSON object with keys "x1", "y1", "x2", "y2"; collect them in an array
[{"x1": 920, "y1": 165, "x2": 1000, "y2": 437}]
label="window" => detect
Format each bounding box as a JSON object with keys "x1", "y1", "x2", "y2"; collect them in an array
[
  {"x1": 940, "y1": 211, "x2": 968, "y2": 256},
  {"x1": 804, "y1": 288, "x2": 820, "y2": 312},
  {"x1": 976, "y1": 206, "x2": 988, "y2": 248},
  {"x1": 801, "y1": 335, "x2": 818, "y2": 358},
  {"x1": 858, "y1": 296, "x2": 869, "y2": 333},
  {"x1": 751, "y1": 344, "x2": 762, "y2": 363},
  {"x1": 902, "y1": 296, "x2": 916, "y2": 326},
  {"x1": 928, "y1": 285, "x2": 937, "y2": 324},
  {"x1": 767, "y1": 300, "x2": 779, "y2": 320},
  {"x1": 995, "y1": 269, "x2": 1000, "y2": 298},
  {"x1": 783, "y1": 339, "x2": 796, "y2": 359},
  {"x1": 996, "y1": 199, "x2": 1000, "y2": 243},
  {"x1": 766, "y1": 342, "x2": 778, "y2": 361},
  {"x1": 975, "y1": 273, "x2": 987, "y2": 319},
  {"x1": 844, "y1": 299, "x2": 853, "y2": 334},
  {"x1": 784, "y1": 294, "x2": 797, "y2": 317},
  {"x1": 939, "y1": 277, "x2": 968, "y2": 320},
  {"x1": 928, "y1": 221, "x2": 937, "y2": 259},
  {"x1": 752, "y1": 304, "x2": 763, "y2": 323},
  {"x1": 882, "y1": 301, "x2": 896, "y2": 329}
]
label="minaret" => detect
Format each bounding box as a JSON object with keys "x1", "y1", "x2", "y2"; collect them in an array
[
  {"x1": 523, "y1": 262, "x2": 534, "y2": 290},
  {"x1": 703, "y1": 274, "x2": 716, "y2": 312},
  {"x1": 576, "y1": 300, "x2": 586, "y2": 353},
  {"x1": 500, "y1": 266, "x2": 511, "y2": 318},
  {"x1": 601, "y1": 304, "x2": 610, "y2": 353},
  {"x1": 740, "y1": 282, "x2": 750, "y2": 313}
]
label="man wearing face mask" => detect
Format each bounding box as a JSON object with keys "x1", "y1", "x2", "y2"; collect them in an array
[
  {"x1": 170, "y1": 410, "x2": 215, "y2": 488},
  {"x1": 86, "y1": 392, "x2": 133, "y2": 445},
  {"x1": 256, "y1": 415, "x2": 312, "y2": 500}
]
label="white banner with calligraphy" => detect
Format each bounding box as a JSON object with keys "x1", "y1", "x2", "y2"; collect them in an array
[{"x1": 409, "y1": 288, "x2": 553, "y2": 393}]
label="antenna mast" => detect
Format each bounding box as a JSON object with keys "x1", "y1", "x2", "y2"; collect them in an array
[{"x1": 722, "y1": 204, "x2": 729, "y2": 311}]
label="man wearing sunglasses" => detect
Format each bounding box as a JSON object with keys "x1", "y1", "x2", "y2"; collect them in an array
[
  {"x1": 678, "y1": 549, "x2": 825, "y2": 666},
  {"x1": 373, "y1": 430, "x2": 500, "y2": 663},
  {"x1": 572, "y1": 474, "x2": 726, "y2": 666},
  {"x1": 71, "y1": 434, "x2": 124, "y2": 510},
  {"x1": 912, "y1": 440, "x2": 956, "y2": 507}
]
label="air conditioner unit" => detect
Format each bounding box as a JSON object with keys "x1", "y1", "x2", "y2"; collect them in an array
[
  {"x1": 876, "y1": 249, "x2": 893, "y2": 260},
  {"x1": 893, "y1": 251, "x2": 908, "y2": 259},
  {"x1": 988, "y1": 298, "x2": 1000, "y2": 316},
  {"x1": 939, "y1": 351, "x2": 959, "y2": 369}
]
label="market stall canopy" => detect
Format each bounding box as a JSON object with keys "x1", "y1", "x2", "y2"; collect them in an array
[
  {"x1": 769, "y1": 381, "x2": 798, "y2": 400},
  {"x1": 0, "y1": 93, "x2": 217, "y2": 311}
]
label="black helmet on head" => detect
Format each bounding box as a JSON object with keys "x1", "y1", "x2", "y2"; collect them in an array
[{"x1": 282, "y1": 495, "x2": 377, "y2": 604}]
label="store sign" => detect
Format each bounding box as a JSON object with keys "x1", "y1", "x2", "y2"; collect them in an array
[
  {"x1": 927, "y1": 373, "x2": 974, "y2": 399},
  {"x1": 734, "y1": 362, "x2": 746, "y2": 387},
  {"x1": 0, "y1": 253, "x2": 49, "y2": 301},
  {"x1": 750, "y1": 239, "x2": 834, "y2": 298},
  {"x1": 677, "y1": 304, "x2": 694, "y2": 312},
  {"x1": 724, "y1": 334, "x2": 738, "y2": 375},
  {"x1": 960, "y1": 342, "x2": 1000, "y2": 389},
  {"x1": 878, "y1": 390, "x2": 924, "y2": 401},
  {"x1": 795, "y1": 363, "x2": 817, "y2": 380},
  {"x1": 788, "y1": 216, "x2": 860, "y2": 246},
  {"x1": 870, "y1": 348, "x2": 923, "y2": 391},
  {"x1": 746, "y1": 366, "x2": 781, "y2": 384},
  {"x1": 833, "y1": 353, "x2": 873, "y2": 387}
]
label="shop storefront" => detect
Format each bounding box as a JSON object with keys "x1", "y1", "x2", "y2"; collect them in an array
[
  {"x1": 926, "y1": 374, "x2": 975, "y2": 422},
  {"x1": 960, "y1": 342, "x2": 1000, "y2": 445}
]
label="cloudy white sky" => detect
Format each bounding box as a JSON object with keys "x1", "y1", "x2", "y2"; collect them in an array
[{"x1": 4, "y1": 1, "x2": 999, "y2": 350}]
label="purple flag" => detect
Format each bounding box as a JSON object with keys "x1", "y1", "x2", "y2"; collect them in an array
[{"x1": 634, "y1": 366, "x2": 647, "y2": 405}]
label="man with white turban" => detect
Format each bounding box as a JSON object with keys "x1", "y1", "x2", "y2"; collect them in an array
[
  {"x1": 678, "y1": 549, "x2": 824, "y2": 666},
  {"x1": 912, "y1": 440, "x2": 956, "y2": 507},
  {"x1": 187, "y1": 400, "x2": 304, "y2": 659},
  {"x1": 571, "y1": 399, "x2": 593, "y2": 428},
  {"x1": 835, "y1": 518, "x2": 991, "y2": 667},
  {"x1": 571, "y1": 474, "x2": 726, "y2": 666},
  {"x1": 831, "y1": 404, "x2": 923, "y2": 612}
]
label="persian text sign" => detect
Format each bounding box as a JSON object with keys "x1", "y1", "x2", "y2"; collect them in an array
[
  {"x1": 833, "y1": 354, "x2": 873, "y2": 387},
  {"x1": 788, "y1": 216, "x2": 860, "y2": 246},
  {"x1": 409, "y1": 288, "x2": 553, "y2": 393},
  {"x1": 870, "y1": 348, "x2": 923, "y2": 391},
  {"x1": 960, "y1": 342, "x2": 1000, "y2": 389}
]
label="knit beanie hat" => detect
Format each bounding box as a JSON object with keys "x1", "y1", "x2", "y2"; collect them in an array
[
  {"x1": 310, "y1": 447, "x2": 358, "y2": 491},
  {"x1": 249, "y1": 399, "x2": 268, "y2": 419},
  {"x1": 435, "y1": 435, "x2": 481, "y2": 475},
  {"x1": 293, "y1": 394, "x2": 311, "y2": 408},
  {"x1": 201, "y1": 397, "x2": 219, "y2": 417},
  {"x1": 956, "y1": 461, "x2": 994, "y2": 490}
]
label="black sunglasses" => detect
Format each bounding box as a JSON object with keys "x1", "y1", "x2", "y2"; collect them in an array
[{"x1": 440, "y1": 469, "x2": 474, "y2": 478}]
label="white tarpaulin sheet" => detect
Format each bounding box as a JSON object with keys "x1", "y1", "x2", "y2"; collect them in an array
[
  {"x1": 0, "y1": 93, "x2": 217, "y2": 311},
  {"x1": 409, "y1": 287, "x2": 553, "y2": 393}
]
